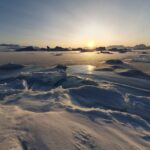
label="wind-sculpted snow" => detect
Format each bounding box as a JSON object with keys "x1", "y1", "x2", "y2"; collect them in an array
[
  {"x1": 0, "y1": 63, "x2": 150, "y2": 150},
  {"x1": 0, "y1": 64, "x2": 149, "y2": 115},
  {"x1": 69, "y1": 85, "x2": 126, "y2": 111},
  {"x1": 19, "y1": 71, "x2": 67, "y2": 91},
  {"x1": 0, "y1": 63, "x2": 149, "y2": 121},
  {"x1": 117, "y1": 69, "x2": 150, "y2": 79},
  {"x1": 69, "y1": 85, "x2": 150, "y2": 121},
  {"x1": 126, "y1": 95, "x2": 150, "y2": 121},
  {"x1": 62, "y1": 76, "x2": 98, "y2": 88},
  {"x1": 96, "y1": 59, "x2": 150, "y2": 80}
]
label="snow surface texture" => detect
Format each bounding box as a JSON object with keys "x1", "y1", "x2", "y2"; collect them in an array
[{"x1": 0, "y1": 62, "x2": 150, "y2": 150}]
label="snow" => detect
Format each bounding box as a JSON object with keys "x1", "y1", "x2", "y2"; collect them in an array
[{"x1": 0, "y1": 56, "x2": 150, "y2": 150}]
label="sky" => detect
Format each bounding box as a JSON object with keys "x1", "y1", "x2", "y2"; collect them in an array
[{"x1": 0, "y1": 0, "x2": 150, "y2": 47}]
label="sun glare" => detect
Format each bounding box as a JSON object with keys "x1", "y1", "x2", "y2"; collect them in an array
[{"x1": 87, "y1": 41, "x2": 95, "y2": 49}]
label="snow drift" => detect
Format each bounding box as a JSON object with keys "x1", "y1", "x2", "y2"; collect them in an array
[{"x1": 0, "y1": 63, "x2": 150, "y2": 150}]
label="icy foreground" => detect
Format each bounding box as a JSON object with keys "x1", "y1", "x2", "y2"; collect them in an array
[{"x1": 0, "y1": 62, "x2": 150, "y2": 150}]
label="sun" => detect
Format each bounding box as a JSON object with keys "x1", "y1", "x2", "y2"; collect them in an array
[{"x1": 87, "y1": 41, "x2": 95, "y2": 49}]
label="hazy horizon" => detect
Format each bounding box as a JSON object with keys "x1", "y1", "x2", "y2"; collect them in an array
[{"x1": 0, "y1": 0, "x2": 150, "y2": 47}]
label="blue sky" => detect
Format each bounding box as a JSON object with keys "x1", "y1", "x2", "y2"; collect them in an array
[{"x1": 0, "y1": 0, "x2": 150, "y2": 47}]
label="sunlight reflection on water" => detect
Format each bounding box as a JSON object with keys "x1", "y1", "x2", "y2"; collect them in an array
[{"x1": 67, "y1": 65, "x2": 95, "y2": 74}]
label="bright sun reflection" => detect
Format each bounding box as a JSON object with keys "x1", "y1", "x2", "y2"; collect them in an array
[
  {"x1": 87, "y1": 65, "x2": 95, "y2": 73},
  {"x1": 87, "y1": 41, "x2": 95, "y2": 49}
]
